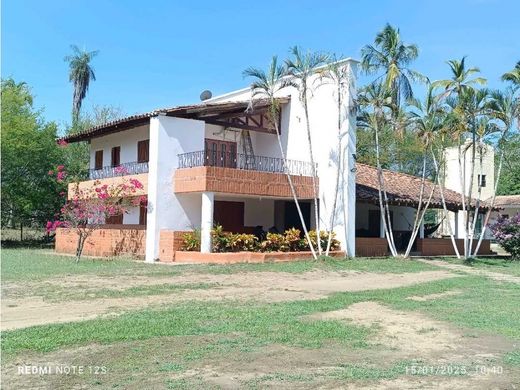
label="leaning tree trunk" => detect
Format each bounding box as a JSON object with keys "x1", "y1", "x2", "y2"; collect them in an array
[
  {"x1": 326, "y1": 82, "x2": 344, "y2": 256},
  {"x1": 457, "y1": 142, "x2": 469, "y2": 258},
  {"x1": 301, "y1": 88, "x2": 322, "y2": 255},
  {"x1": 374, "y1": 127, "x2": 397, "y2": 256},
  {"x1": 404, "y1": 156, "x2": 427, "y2": 258},
  {"x1": 474, "y1": 150, "x2": 505, "y2": 256},
  {"x1": 432, "y1": 151, "x2": 461, "y2": 258},
  {"x1": 272, "y1": 108, "x2": 317, "y2": 259},
  {"x1": 468, "y1": 142, "x2": 485, "y2": 256},
  {"x1": 464, "y1": 128, "x2": 478, "y2": 258}
]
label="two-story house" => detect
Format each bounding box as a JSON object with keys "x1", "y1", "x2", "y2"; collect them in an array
[{"x1": 55, "y1": 59, "x2": 493, "y2": 262}]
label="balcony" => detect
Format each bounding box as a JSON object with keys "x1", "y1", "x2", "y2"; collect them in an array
[
  {"x1": 174, "y1": 150, "x2": 317, "y2": 198},
  {"x1": 89, "y1": 161, "x2": 149, "y2": 180},
  {"x1": 177, "y1": 150, "x2": 315, "y2": 177},
  {"x1": 68, "y1": 161, "x2": 148, "y2": 200}
]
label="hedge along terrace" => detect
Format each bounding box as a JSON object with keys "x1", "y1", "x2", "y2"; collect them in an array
[{"x1": 181, "y1": 226, "x2": 341, "y2": 253}]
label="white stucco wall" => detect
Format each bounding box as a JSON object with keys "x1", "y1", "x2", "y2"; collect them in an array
[
  {"x1": 443, "y1": 142, "x2": 495, "y2": 200},
  {"x1": 145, "y1": 116, "x2": 205, "y2": 261},
  {"x1": 89, "y1": 124, "x2": 150, "y2": 168}
]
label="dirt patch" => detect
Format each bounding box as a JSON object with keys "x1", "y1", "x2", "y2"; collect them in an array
[
  {"x1": 310, "y1": 301, "x2": 512, "y2": 358},
  {"x1": 406, "y1": 290, "x2": 462, "y2": 301},
  {"x1": 418, "y1": 259, "x2": 520, "y2": 284},
  {"x1": 1, "y1": 270, "x2": 458, "y2": 330}
]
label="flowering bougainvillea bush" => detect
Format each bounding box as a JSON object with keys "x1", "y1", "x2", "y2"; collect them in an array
[
  {"x1": 490, "y1": 213, "x2": 520, "y2": 260},
  {"x1": 47, "y1": 166, "x2": 145, "y2": 261}
]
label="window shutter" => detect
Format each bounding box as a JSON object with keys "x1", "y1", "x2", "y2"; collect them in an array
[
  {"x1": 95, "y1": 150, "x2": 103, "y2": 170},
  {"x1": 137, "y1": 140, "x2": 149, "y2": 163},
  {"x1": 111, "y1": 146, "x2": 121, "y2": 167}
]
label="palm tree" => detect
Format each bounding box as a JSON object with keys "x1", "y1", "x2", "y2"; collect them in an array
[
  {"x1": 285, "y1": 46, "x2": 328, "y2": 254},
  {"x1": 403, "y1": 85, "x2": 444, "y2": 257},
  {"x1": 361, "y1": 23, "x2": 426, "y2": 115},
  {"x1": 64, "y1": 45, "x2": 99, "y2": 124},
  {"x1": 473, "y1": 88, "x2": 518, "y2": 255},
  {"x1": 243, "y1": 56, "x2": 317, "y2": 259},
  {"x1": 434, "y1": 57, "x2": 486, "y2": 99},
  {"x1": 435, "y1": 58, "x2": 488, "y2": 258},
  {"x1": 501, "y1": 61, "x2": 520, "y2": 87}
]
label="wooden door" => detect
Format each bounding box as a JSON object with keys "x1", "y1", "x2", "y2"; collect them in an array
[
  {"x1": 214, "y1": 201, "x2": 244, "y2": 232},
  {"x1": 204, "y1": 139, "x2": 237, "y2": 168}
]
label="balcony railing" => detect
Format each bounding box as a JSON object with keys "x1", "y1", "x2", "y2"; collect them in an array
[
  {"x1": 177, "y1": 150, "x2": 315, "y2": 177},
  {"x1": 89, "y1": 161, "x2": 149, "y2": 180}
]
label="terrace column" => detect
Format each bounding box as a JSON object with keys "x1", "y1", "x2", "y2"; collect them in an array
[{"x1": 201, "y1": 192, "x2": 214, "y2": 253}]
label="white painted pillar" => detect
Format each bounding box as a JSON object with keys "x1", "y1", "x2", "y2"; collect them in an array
[
  {"x1": 419, "y1": 219, "x2": 425, "y2": 239},
  {"x1": 145, "y1": 117, "x2": 161, "y2": 263},
  {"x1": 453, "y1": 211, "x2": 459, "y2": 239},
  {"x1": 201, "y1": 192, "x2": 214, "y2": 253},
  {"x1": 456, "y1": 211, "x2": 467, "y2": 239}
]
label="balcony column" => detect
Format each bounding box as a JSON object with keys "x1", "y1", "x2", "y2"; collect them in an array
[{"x1": 201, "y1": 192, "x2": 214, "y2": 253}]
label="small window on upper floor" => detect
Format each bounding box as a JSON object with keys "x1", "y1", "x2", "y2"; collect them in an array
[
  {"x1": 111, "y1": 146, "x2": 121, "y2": 167},
  {"x1": 137, "y1": 139, "x2": 149, "y2": 163},
  {"x1": 478, "y1": 174, "x2": 487, "y2": 188}
]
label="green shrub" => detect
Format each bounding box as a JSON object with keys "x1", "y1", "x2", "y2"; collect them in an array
[
  {"x1": 181, "y1": 230, "x2": 200, "y2": 251},
  {"x1": 284, "y1": 228, "x2": 303, "y2": 251},
  {"x1": 211, "y1": 225, "x2": 232, "y2": 253},
  {"x1": 228, "y1": 233, "x2": 258, "y2": 252},
  {"x1": 260, "y1": 232, "x2": 289, "y2": 252},
  {"x1": 301, "y1": 230, "x2": 341, "y2": 252}
]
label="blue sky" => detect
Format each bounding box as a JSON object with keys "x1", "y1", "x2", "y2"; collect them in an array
[{"x1": 2, "y1": 0, "x2": 518, "y2": 133}]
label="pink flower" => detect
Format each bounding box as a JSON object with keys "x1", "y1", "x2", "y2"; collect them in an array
[
  {"x1": 129, "y1": 178, "x2": 144, "y2": 190},
  {"x1": 114, "y1": 165, "x2": 128, "y2": 175},
  {"x1": 57, "y1": 171, "x2": 67, "y2": 182},
  {"x1": 58, "y1": 139, "x2": 68, "y2": 147},
  {"x1": 48, "y1": 170, "x2": 54, "y2": 176},
  {"x1": 57, "y1": 165, "x2": 65, "y2": 172},
  {"x1": 59, "y1": 191, "x2": 66, "y2": 197}
]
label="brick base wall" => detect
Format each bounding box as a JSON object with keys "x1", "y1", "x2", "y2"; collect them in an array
[
  {"x1": 55, "y1": 227, "x2": 146, "y2": 258},
  {"x1": 159, "y1": 230, "x2": 190, "y2": 262},
  {"x1": 173, "y1": 250, "x2": 345, "y2": 264},
  {"x1": 356, "y1": 237, "x2": 389, "y2": 257},
  {"x1": 417, "y1": 238, "x2": 492, "y2": 256}
]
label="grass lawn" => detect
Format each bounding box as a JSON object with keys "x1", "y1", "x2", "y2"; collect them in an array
[
  {"x1": 1, "y1": 249, "x2": 439, "y2": 283},
  {"x1": 2, "y1": 249, "x2": 519, "y2": 388}
]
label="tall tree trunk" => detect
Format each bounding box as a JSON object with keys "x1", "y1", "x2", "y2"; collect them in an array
[
  {"x1": 457, "y1": 142, "x2": 469, "y2": 258},
  {"x1": 468, "y1": 142, "x2": 484, "y2": 256},
  {"x1": 273, "y1": 108, "x2": 317, "y2": 259},
  {"x1": 326, "y1": 82, "x2": 343, "y2": 256},
  {"x1": 302, "y1": 88, "x2": 322, "y2": 255},
  {"x1": 464, "y1": 128, "x2": 477, "y2": 259},
  {"x1": 432, "y1": 151, "x2": 461, "y2": 258},
  {"x1": 474, "y1": 150, "x2": 504, "y2": 255},
  {"x1": 374, "y1": 127, "x2": 397, "y2": 256},
  {"x1": 404, "y1": 156, "x2": 427, "y2": 257}
]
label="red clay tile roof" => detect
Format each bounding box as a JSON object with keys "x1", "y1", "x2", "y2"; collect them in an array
[
  {"x1": 490, "y1": 195, "x2": 520, "y2": 208},
  {"x1": 355, "y1": 163, "x2": 480, "y2": 211}
]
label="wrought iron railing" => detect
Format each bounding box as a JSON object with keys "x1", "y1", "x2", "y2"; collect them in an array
[
  {"x1": 89, "y1": 161, "x2": 149, "y2": 180},
  {"x1": 177, "y1": 150, "x2": 315, "y2": 177}
]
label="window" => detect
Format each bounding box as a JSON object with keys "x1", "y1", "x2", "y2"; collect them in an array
[
  {"x1": 137, "y1": 139, "x2": 149, "y2": 163},
  {"x1": 94, "y1": 150, "x2": 103, "y2": 170},
  {"x1": 478, "y1": 174, "x2": 487, "y2": 187},
  {"x1": 111, "y1": 146, "x2": 121, "y2": 167}
]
